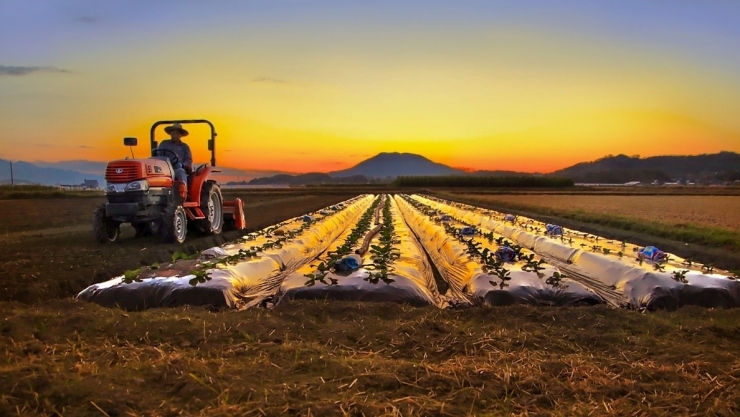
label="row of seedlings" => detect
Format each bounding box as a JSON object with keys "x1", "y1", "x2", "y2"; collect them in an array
[
  {"x1": 396, "y1": 195, "x2": 605, "y2": 306},
  {"x1": 418, "y1": 195, "x2": 740, "y2": 309},
  {"x1": 77, "y1": 195, "x2": 376, "y2": 310},
  {"x1": 276, "y1": 195, "x2": 444, "y2": 307}
]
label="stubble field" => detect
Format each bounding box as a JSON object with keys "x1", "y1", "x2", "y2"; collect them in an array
[{"x1": 454, "y1": 194, "x2": 740, "y2": 230}]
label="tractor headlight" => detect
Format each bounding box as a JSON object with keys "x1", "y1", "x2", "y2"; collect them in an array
[{"x1": 124, "y1": 180, "x2": 149, "y2": 192}]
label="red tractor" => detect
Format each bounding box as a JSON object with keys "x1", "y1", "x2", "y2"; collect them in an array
[{"x1": 93, "y1": 119, "x2": 246, "y2": 244}]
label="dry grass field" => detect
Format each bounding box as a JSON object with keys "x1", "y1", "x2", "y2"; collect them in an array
[
  {"x1": 2, "y1": 301, "x2": 739, "y2": 416},
  {"x1": 455, "y1": 194, "x2": 740, "y2": 231}
]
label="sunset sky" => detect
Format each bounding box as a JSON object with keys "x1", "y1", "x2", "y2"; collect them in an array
[{"x1": 1, "y1": 1, "x2": 739, "y2": 173}]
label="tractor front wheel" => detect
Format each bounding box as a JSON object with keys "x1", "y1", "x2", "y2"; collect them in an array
[
  {"x1": 196, "y1": 181, "x2": 224, "y2": 235},
  {"x1": 93, "y1": 205, "x2": 120, "y2": 243},
  {"x1": 161, "y1": 204, "x2": 188, "y2": 244}
]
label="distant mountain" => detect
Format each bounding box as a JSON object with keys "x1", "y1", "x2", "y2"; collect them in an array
[
  {"x1": 553, "y1": 152, "x2": 740, "y2": 183},
  {"x1": 245, "y1": 153, "x2": 538, "y2": 184},
  {"x1": 244, "y1": 173, "x2": 376, "y2": 186},
  {"x1": 0, "y1": 159, "x2": 104, "y2": 186},
  {"x1": 7, "y1": 151, "x2": 737, "y2": 187},
  {"x1": 34, "y1": 160, "x2": 108, "y2": 175},
  {"x1": 329, "y1": 152, "x2": 461, "y2": 178}
]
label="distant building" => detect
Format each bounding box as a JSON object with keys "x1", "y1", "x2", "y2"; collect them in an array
[
  {"x1": 83, "y1": 179, "x2": 99, "y2": 189},
  {"x1": 57, "y1": 179, "x2": 101, "y2": 190}
]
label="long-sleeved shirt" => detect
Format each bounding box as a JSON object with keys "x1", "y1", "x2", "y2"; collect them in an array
[{"x1": 157, "y1": 140, "x2": 193, "y2": 168}]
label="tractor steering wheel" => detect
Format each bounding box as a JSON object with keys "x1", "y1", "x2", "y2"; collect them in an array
[{"x1": 153, "y1": 148, "x2": 180, "y2": 165}]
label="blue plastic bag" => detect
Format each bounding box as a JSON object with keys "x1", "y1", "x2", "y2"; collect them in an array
[
  {"x1": 334, "y1": 256, "x2": 361, "y2": 272},
  {"x1": 460, "y1": 226, "x2": 477, "y2": 236},
  {"x1": 546, "y1": 224, "x2": 564, "y2": 236},
  {"x1": 638, "y1": 246, "x2": 667, "y2": 262},
  {"x1": 495, "y1": 246, "x2": 518, "y2": 262}
]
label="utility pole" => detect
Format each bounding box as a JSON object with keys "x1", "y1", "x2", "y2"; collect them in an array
[{"x1": 9, "y1": 161, "x2": 13, "y2": 186}]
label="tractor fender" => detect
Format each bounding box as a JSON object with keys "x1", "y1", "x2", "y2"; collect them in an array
[{"x1": 188, "y1": 165, "x2": 220, "y2": 204}]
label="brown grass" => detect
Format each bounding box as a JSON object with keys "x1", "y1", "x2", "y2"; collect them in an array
[
  {"x1": 1, "y1": 300, "x2": 738, "y2": 416},
  {"x1": 455, "y1": 194, "x2": 740, "y2": 231}
]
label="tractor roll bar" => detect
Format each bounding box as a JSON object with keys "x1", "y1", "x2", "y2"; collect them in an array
[{"x1": 150, "y1": 119, "x2": 217, "y2": 167}]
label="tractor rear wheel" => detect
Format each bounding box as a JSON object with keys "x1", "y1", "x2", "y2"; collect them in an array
[
  {"x1": 93, "y1": 205, "x2": 120, "y2": 243},
  {"x1": 196, "y1": 181, "x2": 223, "y2": 235},
  {"x1": 161, "y1": 204, "x2": 187, "y2": 244}
]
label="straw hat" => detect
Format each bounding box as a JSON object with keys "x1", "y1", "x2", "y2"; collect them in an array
[{"x1": 164, "y1": 123, "x2": 189, "y2": 136}]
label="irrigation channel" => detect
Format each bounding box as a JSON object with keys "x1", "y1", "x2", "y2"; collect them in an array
[{"x1": 78, "y1": 194, "x2": 740, "y2": 311}]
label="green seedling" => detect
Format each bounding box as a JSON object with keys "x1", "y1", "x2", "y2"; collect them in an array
[
  {"x1": 122, "y1": 268, "x2": 142, "y2": 284},
  {"x1": 466, "y1": 239, "x2": 483, "y2": 257},
  {"x1": 602, "y1": 248, "x2": 611, "y2": 255},
  {"x1": 671, "y1": 270, "x2": 689, "y2": 284},
  {"x1": 364, "y1": 269, "x2": 395, "y2": 285},
  {"x1": 489, "y1": 267, "x2": 512, "y2": 289},
  {"x1": 519, "y1": 253, "x2": 536, "y2": 263},
  {"x1": 188, "y1": 268, "x2": 212, "y2": 286},
  {"x1": 304, "y1": 262, "x2": 338, "y2": 286},
  {"x1": 701, "y1": 264, "x2": 715, "y2": 274},
  {"x1": 546, "y1": 271, "x2": 567, "y2": 288},
  {"x1": 509, "y1": 244, "x2": 523, "y2": 256},
  {"x1": 522, "y1": 258, "x2": 547, "y2": 274},
  {"x1": 653, "y1": 263, "x2": 666, "y2": 272},
  {"x1": 171, "y1": 251, "x2": 195, "y2": 262}
]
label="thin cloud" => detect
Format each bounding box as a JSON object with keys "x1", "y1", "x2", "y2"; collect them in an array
[
  {"x1": 77, "y1": 145, "x2": 92, "y2": 149},
  {"x1": 253, "y1": 77, "x2": 288, "y2": 84},
  {"x1": 0, "y1": 65, "x2": 70, "y2": 76}
]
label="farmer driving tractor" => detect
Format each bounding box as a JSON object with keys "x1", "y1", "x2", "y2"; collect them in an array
[
  {"x1": 157, "y1": 123, "x2": 193, "y2": 192},
  {"x1": 94, "y1": 119, "x2": 246, "y2": 244}
]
